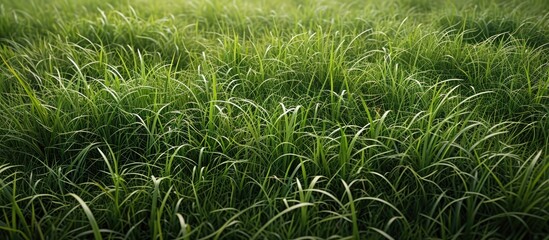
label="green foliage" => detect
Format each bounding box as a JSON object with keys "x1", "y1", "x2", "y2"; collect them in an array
[{"x1": 0, "y1": 0, "x2": 548, "y2": 239}]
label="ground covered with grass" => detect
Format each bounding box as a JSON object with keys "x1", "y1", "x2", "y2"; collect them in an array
[{"x1": 1, "y1": 0, "x2": 548, "y2": 239}]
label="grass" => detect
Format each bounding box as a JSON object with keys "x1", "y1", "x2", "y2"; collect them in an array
[{"x1": 0, "y1": 0, "x2": 548, "y2": 239}]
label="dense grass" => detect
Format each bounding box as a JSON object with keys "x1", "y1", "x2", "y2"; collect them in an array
[{"x1": 1, "y1": 0, "x2": 548, "y2": 239}]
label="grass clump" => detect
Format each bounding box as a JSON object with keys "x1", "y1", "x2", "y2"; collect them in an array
[{"x1": 1, "y1": 0, "x2": 548, "y2": 239}]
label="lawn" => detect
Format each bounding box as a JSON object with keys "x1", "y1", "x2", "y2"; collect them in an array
[{"x1": 1, "y1": 0, "x2": 548, "y2": 239}]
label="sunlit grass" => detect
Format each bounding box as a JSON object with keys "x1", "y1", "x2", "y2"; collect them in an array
[{"x1": 1, "y1": 0, "x2": 548, "y2": 239}]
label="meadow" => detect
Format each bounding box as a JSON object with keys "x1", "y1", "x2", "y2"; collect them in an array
[{"x1": 1, "y1": 0, "x2": 548, "y2": 239}]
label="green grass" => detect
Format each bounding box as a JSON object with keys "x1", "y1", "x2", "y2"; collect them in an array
[{"x1": 1, "y1": 0, "x2": 548, "y2": 239}]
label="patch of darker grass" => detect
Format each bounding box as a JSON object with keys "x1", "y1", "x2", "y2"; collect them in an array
[{"x1": 439, "y1": 15, "x2": 549, "y2": 50}]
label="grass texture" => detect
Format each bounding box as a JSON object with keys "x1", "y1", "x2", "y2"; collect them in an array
[{"x1": 1, "y1": 0, "x2": 548, "y2": 239}]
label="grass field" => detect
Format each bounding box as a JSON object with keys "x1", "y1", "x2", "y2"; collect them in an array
[{"x1": 1, "y1": 0, "x2": 548, "y2": 239}]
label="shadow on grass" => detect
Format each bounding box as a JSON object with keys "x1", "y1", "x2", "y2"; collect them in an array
[{"x1": 439, "y1": 15, "x2": 549, "y2": 50}]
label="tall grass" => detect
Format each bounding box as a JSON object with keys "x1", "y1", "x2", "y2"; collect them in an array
[{"x1": 1, "y1": 0, "x2": 548, "y2": 239}]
